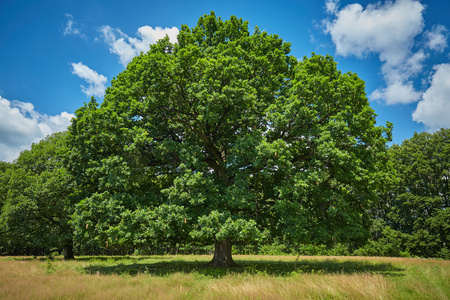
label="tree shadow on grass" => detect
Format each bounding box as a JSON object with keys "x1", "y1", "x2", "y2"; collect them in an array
[
  {"x1": 6, "y1": 257, "x2": 37, "y2": 261},
  {"x1": 83, "y1": 257, "x2": 404, "y2": 278},
  {"x1": 75, "y1": 255, "x2": 168, "y2": 262},
  {"x1": 242, "y1": 259, "x2": 404, "y2": 277},
  {"x1": 7, "y1": 255, "x2": 164, "y2": 262}
]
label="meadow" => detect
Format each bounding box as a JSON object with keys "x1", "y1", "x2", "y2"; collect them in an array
[{"x1": 0, "y1": 255, "x2": 448, "y2": 299}]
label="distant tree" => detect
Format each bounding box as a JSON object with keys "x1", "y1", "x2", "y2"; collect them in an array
[
  {"x1": 372, "y1": 129, "x2": 449, "y2": 258},
  {"x1": 0, "y1": 132, "x2": 78, "y2": 259},
  {"x1": 0, "y1": 161, "x2": 14, "y2": 254},
  {"x1": 0, "y1": 161, "x2": 13, "y2": 209},
  {"x1": 68, "y1": 13, "x2": 393, "y2": 267}
]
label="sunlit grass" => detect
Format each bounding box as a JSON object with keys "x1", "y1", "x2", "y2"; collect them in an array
[{"x1": 0, "y1": 255, "x2": 448, "y2": 299}]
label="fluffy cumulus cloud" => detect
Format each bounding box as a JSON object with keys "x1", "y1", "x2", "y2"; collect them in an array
[
  {"x1": 71, "y1": 62, "x2": 107, "y2": 98},
  {"x1": 412, "y1": 63, "x2": 450, "y2": 130},
  {"x1": 324, "y1": 0, "x2": 427, "y2": 104},
  {"x1": 0, "y1": 96, "x2": 74, "y2": 162},
  {"x1": 325, "y1": 0, "x2": 425, "y2": 62},
  {"x1": 99, "y1": 25, "x2": 179, "y2": 66}
]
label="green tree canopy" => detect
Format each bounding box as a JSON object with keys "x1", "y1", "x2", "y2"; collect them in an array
[
  {"x1": 69, "y1": 13, "x2": 393, "y2": 266},
  {"x1": 0, "y1": 132, "x2": 77, "y2": 259},
  {"x1": 0, "y1": 161, "x2": 13, "y2": 209},
  {"x1": 372, "y1": 129, "x2": 449, "y2": 258}
]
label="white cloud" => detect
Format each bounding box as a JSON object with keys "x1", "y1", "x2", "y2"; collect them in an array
[
  {"x1": 424, "y1": 24, "x2": 448, "y2": 52},
  {"x1": 370, "y1": 81, "x2": 422, "y2": 105},
  {"x1": 412, "y1": 63, "x2": 450, "y2": 130},
  {"x1": 71, "y1": 62, "x2": 107, "y2": 98},
  {"x1": 325, "y1": 0, "x2": 340, "y2": 15},
  {"x1": 0, "y1": 96, "x2": 74, "y2": 162},
  {"x1": 370, "y1": 50, "x2": 428, "y2": 104},
  {"x1": 63, "y1": 14, "x2": 86, "y2": 40},
  {"x1": 99, "y1": 25, "x2": 179, "y2": 66},
  {"x1": 324, "y1": 0, "x2": 426, "y2": 104},
  {"x1": 324, "y1": 0, "x2": 424, "y2": 62}
]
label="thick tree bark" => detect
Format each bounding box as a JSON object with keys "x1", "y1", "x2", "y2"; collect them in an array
[
  {"x1": 63, "y1": 242, "x2": 75, "y2": 260},
  {"x1": 209, "y1": 237, "x2": 238, "y2": 268}
]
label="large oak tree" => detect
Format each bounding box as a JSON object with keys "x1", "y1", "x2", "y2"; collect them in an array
[{"x1": 68, "y1": 13, "x2": 393, "y2": 267}]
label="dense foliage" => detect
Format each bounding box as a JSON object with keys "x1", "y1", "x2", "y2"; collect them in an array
[
  {"x1": 1, "y1": 13, "x2": 446, "y2": 261},
  {"x1": 65, "y1": 13, "x2": 392, "y2": 266},
  {"x1": 359, "y1": 129, "x2": 449, "y2": 259},
  {"x1": 0, "y1": 132, "x2": 78, "y2": 259}
]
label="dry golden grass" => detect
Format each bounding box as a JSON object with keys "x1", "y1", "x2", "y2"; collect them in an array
[
  {"x1": 205, "y1": 272, "x2": 392, "y2": 299},
  {"x1": 0, "y1": 255, "x2": 448, "y2": 299}
]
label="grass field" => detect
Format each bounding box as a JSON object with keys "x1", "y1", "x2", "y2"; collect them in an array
[{"x1": 0, "y1": 255, "x2": 448, "y2": 299}]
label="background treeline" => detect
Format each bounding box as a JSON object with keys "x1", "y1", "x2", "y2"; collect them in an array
[{"x1": 0, "y1": 129, "x2": 448, "y2": 259}]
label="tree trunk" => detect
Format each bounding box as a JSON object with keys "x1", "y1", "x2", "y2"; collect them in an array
[
  {"x1": 63, "y1": 242, "x2": 75, "y2": 260},
  {"x1": 209, "y1": 237, "x2": 238, "y2": 267}
]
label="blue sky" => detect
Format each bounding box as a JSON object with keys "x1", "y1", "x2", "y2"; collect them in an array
[{"x1": 1, "y1": 0, "x2": 449, "y2": 162}]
